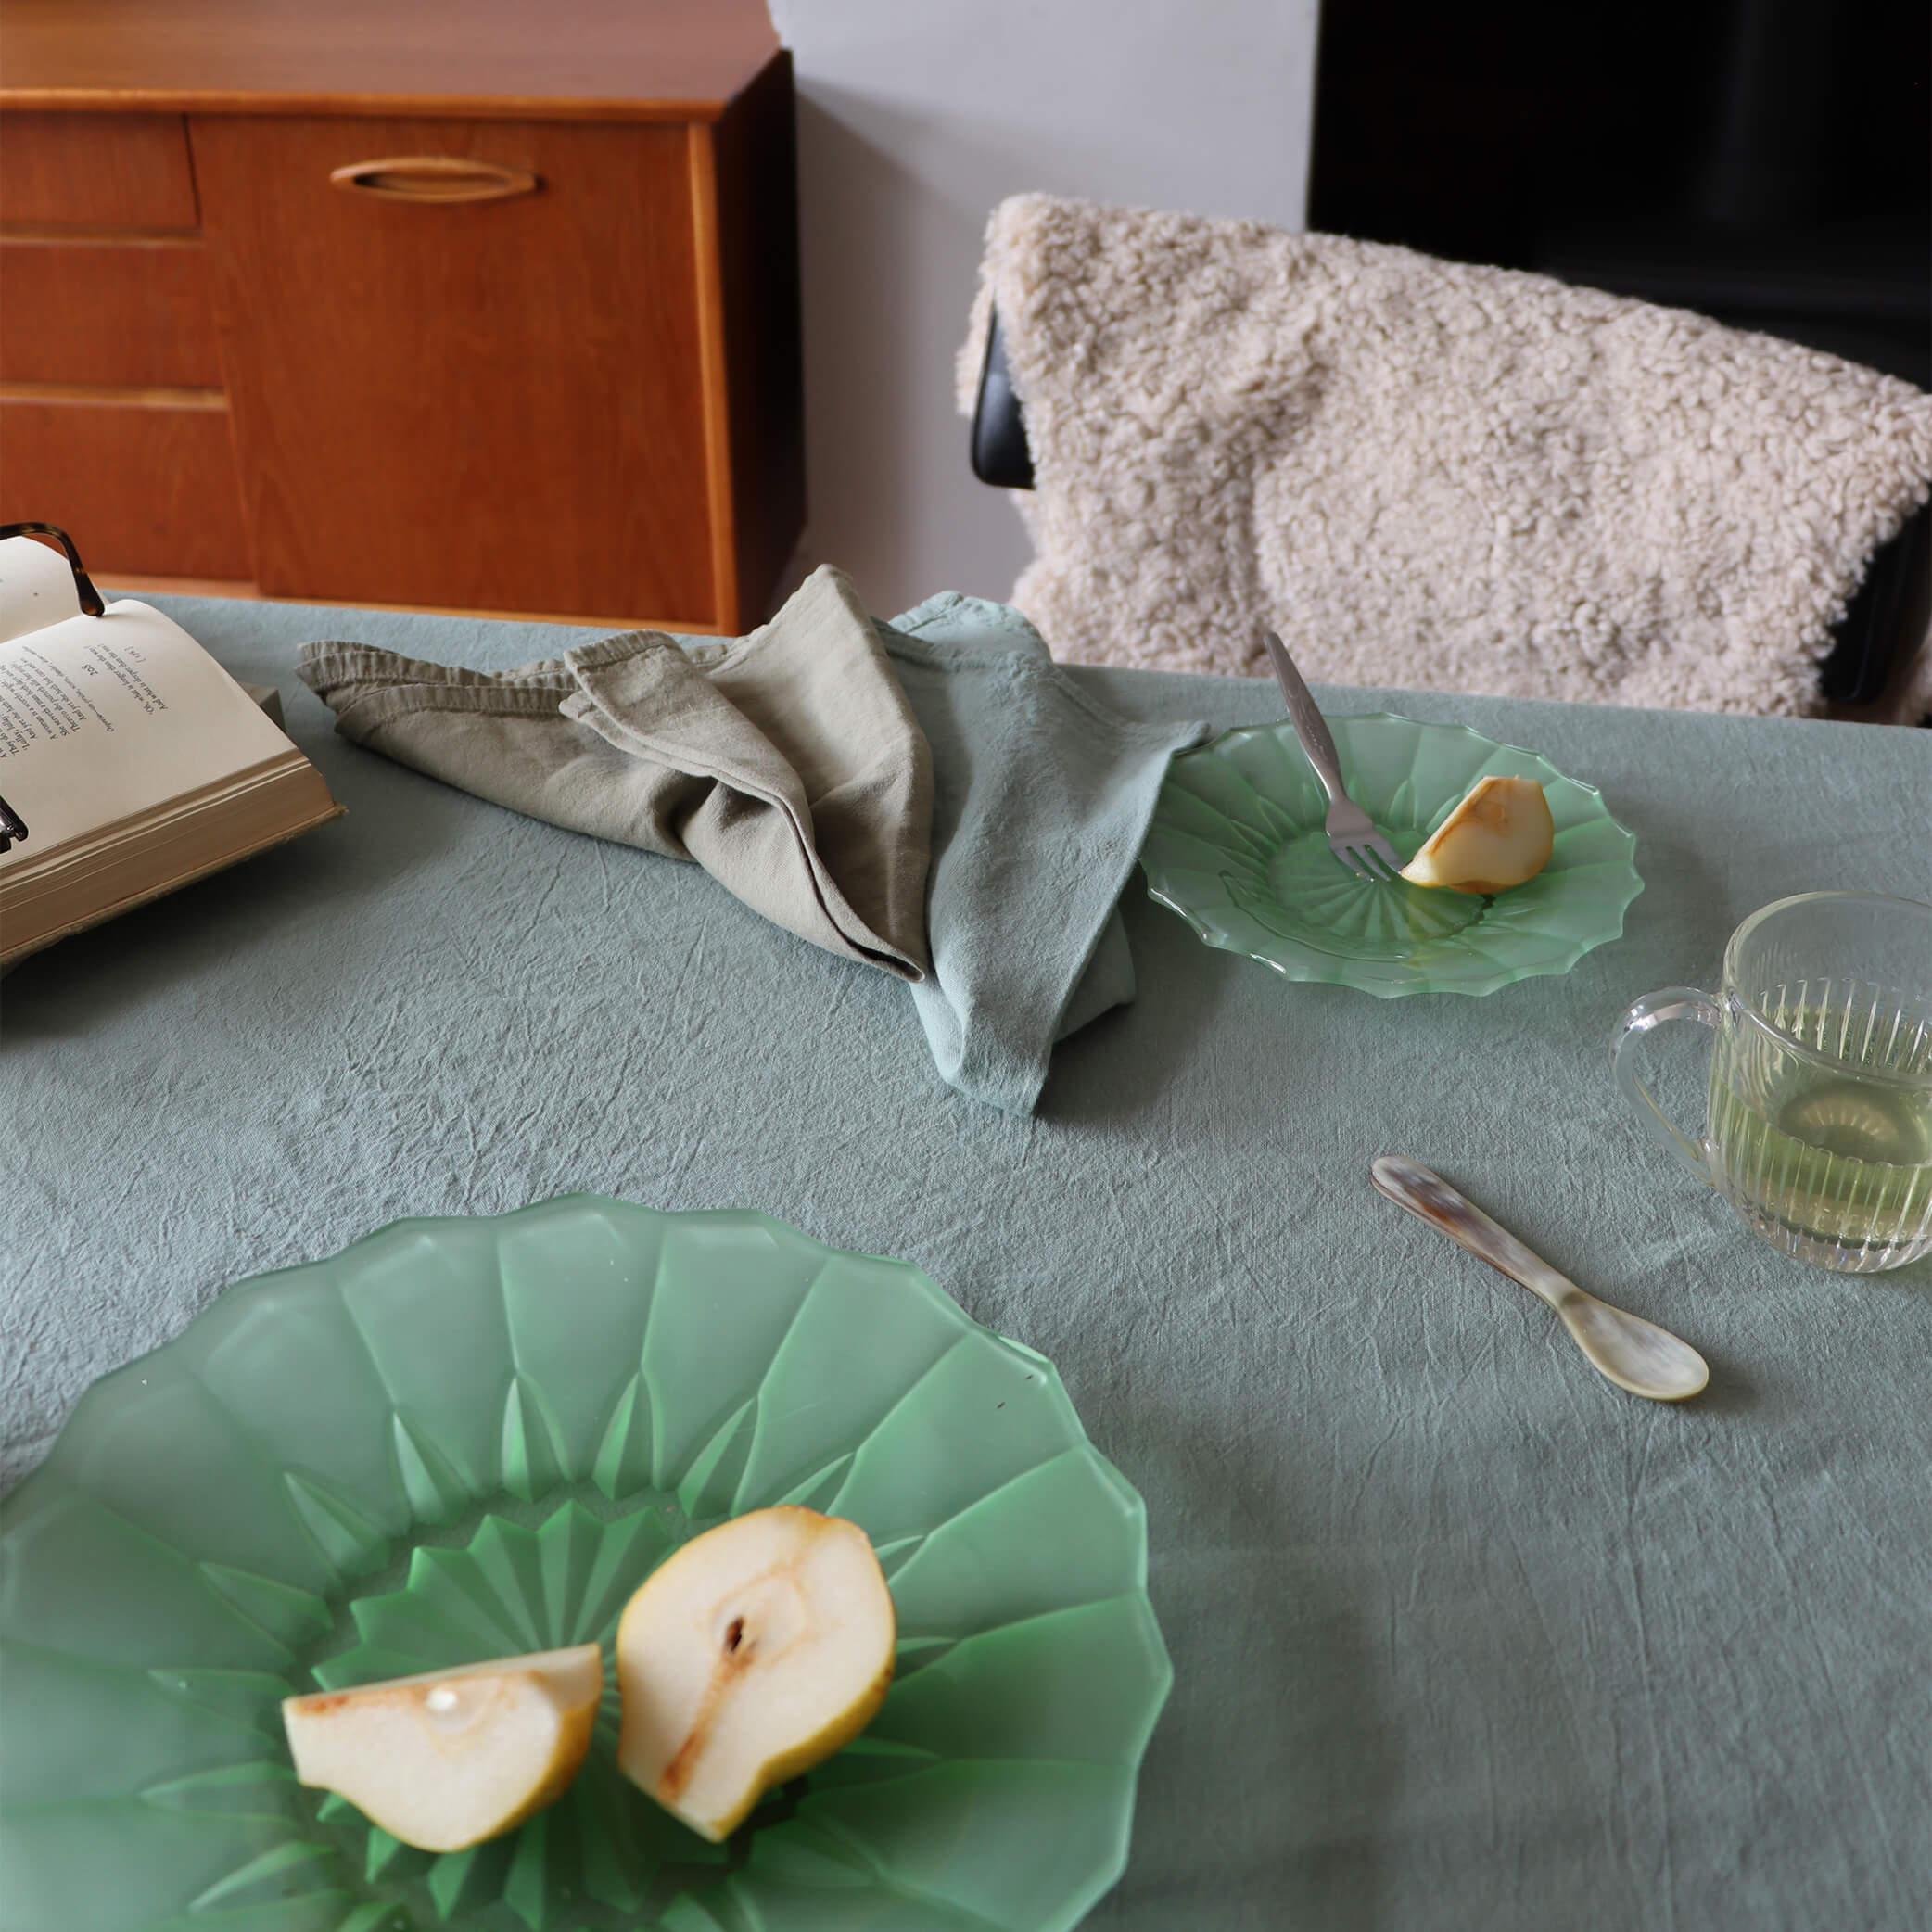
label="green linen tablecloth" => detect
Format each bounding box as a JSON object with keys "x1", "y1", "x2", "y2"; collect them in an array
[{"x1": 4, "y1": 593, "x2": 1929, "y2": 1930}]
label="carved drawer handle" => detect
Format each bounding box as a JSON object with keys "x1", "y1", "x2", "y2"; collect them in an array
[{"x1": 328, "y1": 157, "x2": 540, "y2": 203}]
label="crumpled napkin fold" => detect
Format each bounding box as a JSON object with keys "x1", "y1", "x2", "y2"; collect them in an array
[
  {"x1": 880, "y1": 591, "x2": 1209, "y2": 1113},
  {"x1": 299, "y1": 566, "x2": 933, "y2": 979}
]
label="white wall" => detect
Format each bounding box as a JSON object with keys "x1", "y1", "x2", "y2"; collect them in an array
[{"x1": 768, "y1": 0, "x2": 1322, "y2": 618}]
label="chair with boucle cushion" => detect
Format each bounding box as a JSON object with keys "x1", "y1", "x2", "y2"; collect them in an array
[{"x1": 959, "y1": 194, "x2": 1932, "y2": 723}]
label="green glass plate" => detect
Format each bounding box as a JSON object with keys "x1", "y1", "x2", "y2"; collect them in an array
[
  {"x1": 1141, "y1": 713, "x2": 1643, "y2": 998},
  {"x1": 0, "y1": 1200, "x2": 1170, "y2": 1932}
]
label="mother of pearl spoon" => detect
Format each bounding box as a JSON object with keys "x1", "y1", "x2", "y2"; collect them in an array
[{"x1": 1371, "y1": 1156, "x2": 1709, "y2": 1402}]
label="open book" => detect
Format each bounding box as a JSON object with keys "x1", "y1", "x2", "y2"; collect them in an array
[{"x1": 0, "y1": 536, "x2": 343, "y2": 968}]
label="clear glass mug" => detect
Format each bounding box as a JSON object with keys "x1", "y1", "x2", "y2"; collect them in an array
[{"x1": 1610, "y1": 892, "x2": 1932, "y2": 1273}]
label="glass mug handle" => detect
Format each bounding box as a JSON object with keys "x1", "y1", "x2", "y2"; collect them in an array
[{"x1": 1609, "y1": 987, "x2": 1722, "y2": 1187}]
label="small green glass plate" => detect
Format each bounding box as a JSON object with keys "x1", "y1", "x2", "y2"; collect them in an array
[
  {"x1": 1141, "y1": 713, "x2": 1643, "y2": 998},
  {"x1": 0, "y1": 1201, "x2": 1170, "y2": 1932}
]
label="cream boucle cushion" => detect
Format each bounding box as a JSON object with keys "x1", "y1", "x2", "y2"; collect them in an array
[{"x1": 958, "y1": 194, "x2": 1932, "y2": 719}]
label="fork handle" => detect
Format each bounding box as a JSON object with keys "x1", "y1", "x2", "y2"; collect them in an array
[{"x1": 1264, "y1": 631, "x2": 1346, "y2": 803}]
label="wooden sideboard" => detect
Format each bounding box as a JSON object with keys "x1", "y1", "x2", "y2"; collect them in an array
[{"x1": 0, "y1": 0, "x2": 804, "y2": 632}]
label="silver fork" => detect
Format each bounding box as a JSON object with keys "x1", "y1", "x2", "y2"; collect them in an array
[{"x1": 1262, "y1": 630, "x2": 1402, "y2": 883}]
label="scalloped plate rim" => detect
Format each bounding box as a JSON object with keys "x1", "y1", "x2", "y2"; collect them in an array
[
  {"x1": 1142, "y1": 711, "x2": 1643, "y2": 998},
  {"x1": 0, "y1": 1195, "x2": 1173, "y2": 1932}
]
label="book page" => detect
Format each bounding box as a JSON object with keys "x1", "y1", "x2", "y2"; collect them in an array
[
  {"x1": 0, "y1": 534, "x2": 83, "y2": 643},
  {"x1": 0, "y1": 596, "x2": 298, "y2": 868}
]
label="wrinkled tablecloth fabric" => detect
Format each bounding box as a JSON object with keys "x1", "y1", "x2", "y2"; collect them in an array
[{"x1": 6, "y1": 591, "x2": 1929, "y2": 1932}]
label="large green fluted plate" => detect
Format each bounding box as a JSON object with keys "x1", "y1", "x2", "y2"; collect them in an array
[
  {"x1": 1141, "y1": 714, "x2": 1642, "y2": 997},
  {"x1": 0, "y1": 1200, "x2": 1170, "y2": 1932}
]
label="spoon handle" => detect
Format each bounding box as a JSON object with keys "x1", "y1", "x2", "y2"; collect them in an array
[{"x1": 1370, "y1": 1156, "x2": 1578, "y2": 1312}]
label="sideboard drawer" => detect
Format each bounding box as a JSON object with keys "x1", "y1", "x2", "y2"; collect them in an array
[
  {"x1": 0, "y1": 236, "x2": 222, "y2": 387},
  {"x1": 0, "y1": 395, "x2": 251, "y2": 578},
  {"x1": 190, "y1": 114, "x2": 718, "y2": 623},
  {"x1": 0, "y1": 112, "x2": 197, "y2": 228}
]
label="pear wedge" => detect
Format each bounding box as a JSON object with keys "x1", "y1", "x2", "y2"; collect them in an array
[
  {"x1": 282, "y1": 1643, "x2": 603, "y2": 1852},
  {"x1": 616, "y1": 1506, "x2": 895, "y2": 1842},
  {"x1": 1399, "y1": 775, "x2": 1554, "y2": 894}
]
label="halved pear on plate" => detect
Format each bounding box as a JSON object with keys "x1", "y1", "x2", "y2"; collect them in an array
[
  {"x1": 282, "y1": 1643, "x2": 603, "y2": 1852},
  {"x1": 1399, "y1": 774, "x2": 1554, "y2": 894},
  {"x1": 616, "y1": 1505, "x2": 896, "y2": 1842}
]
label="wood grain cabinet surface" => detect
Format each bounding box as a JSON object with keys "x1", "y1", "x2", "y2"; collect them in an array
[{"x1": 0, "y1": 0, "x2": 804, "y2": 631}]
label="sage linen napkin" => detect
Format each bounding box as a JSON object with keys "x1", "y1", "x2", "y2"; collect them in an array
[
  {"x1": 298, "y1": 567, "x2": 1206, "y2": 1114},
  {"x1": 879, "y1": 591, "x2": 1210, "y2": 1113},
  {"x1": 298, "y1": 566, "x2": 932, "y2": 979}
]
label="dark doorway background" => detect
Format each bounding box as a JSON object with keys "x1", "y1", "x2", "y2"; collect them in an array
[{"x1": 1307, "y1": 0, "x2": 1930, "y2": 388}]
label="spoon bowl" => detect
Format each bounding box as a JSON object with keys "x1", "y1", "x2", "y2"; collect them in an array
[
  {"x1": 1371, "y1": 1155, "x2": 1709, "y2": 1402},
  {"x1": 1557, "y1": 1290, "x2": 1710, "y2": 1401}
]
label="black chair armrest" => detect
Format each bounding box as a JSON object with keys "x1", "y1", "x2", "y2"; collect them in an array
[
  {"x1": 970, "y1": 301, "x2": 1036, "y2": 489},
  {"x1": 1819, "y1": 499, "x2": 1930, "y2": 705}
]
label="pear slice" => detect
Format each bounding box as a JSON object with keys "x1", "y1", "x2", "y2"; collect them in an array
[
  {"x1": 1399, "y1": 775, "x2": 1554, "y2": 895},
  {"x1": 282, "y1": 1643, "x2": 602, "y2": 1852},
  {"x1": 616, "y1": 1506, "x2": 895, "y2": 1842}
]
